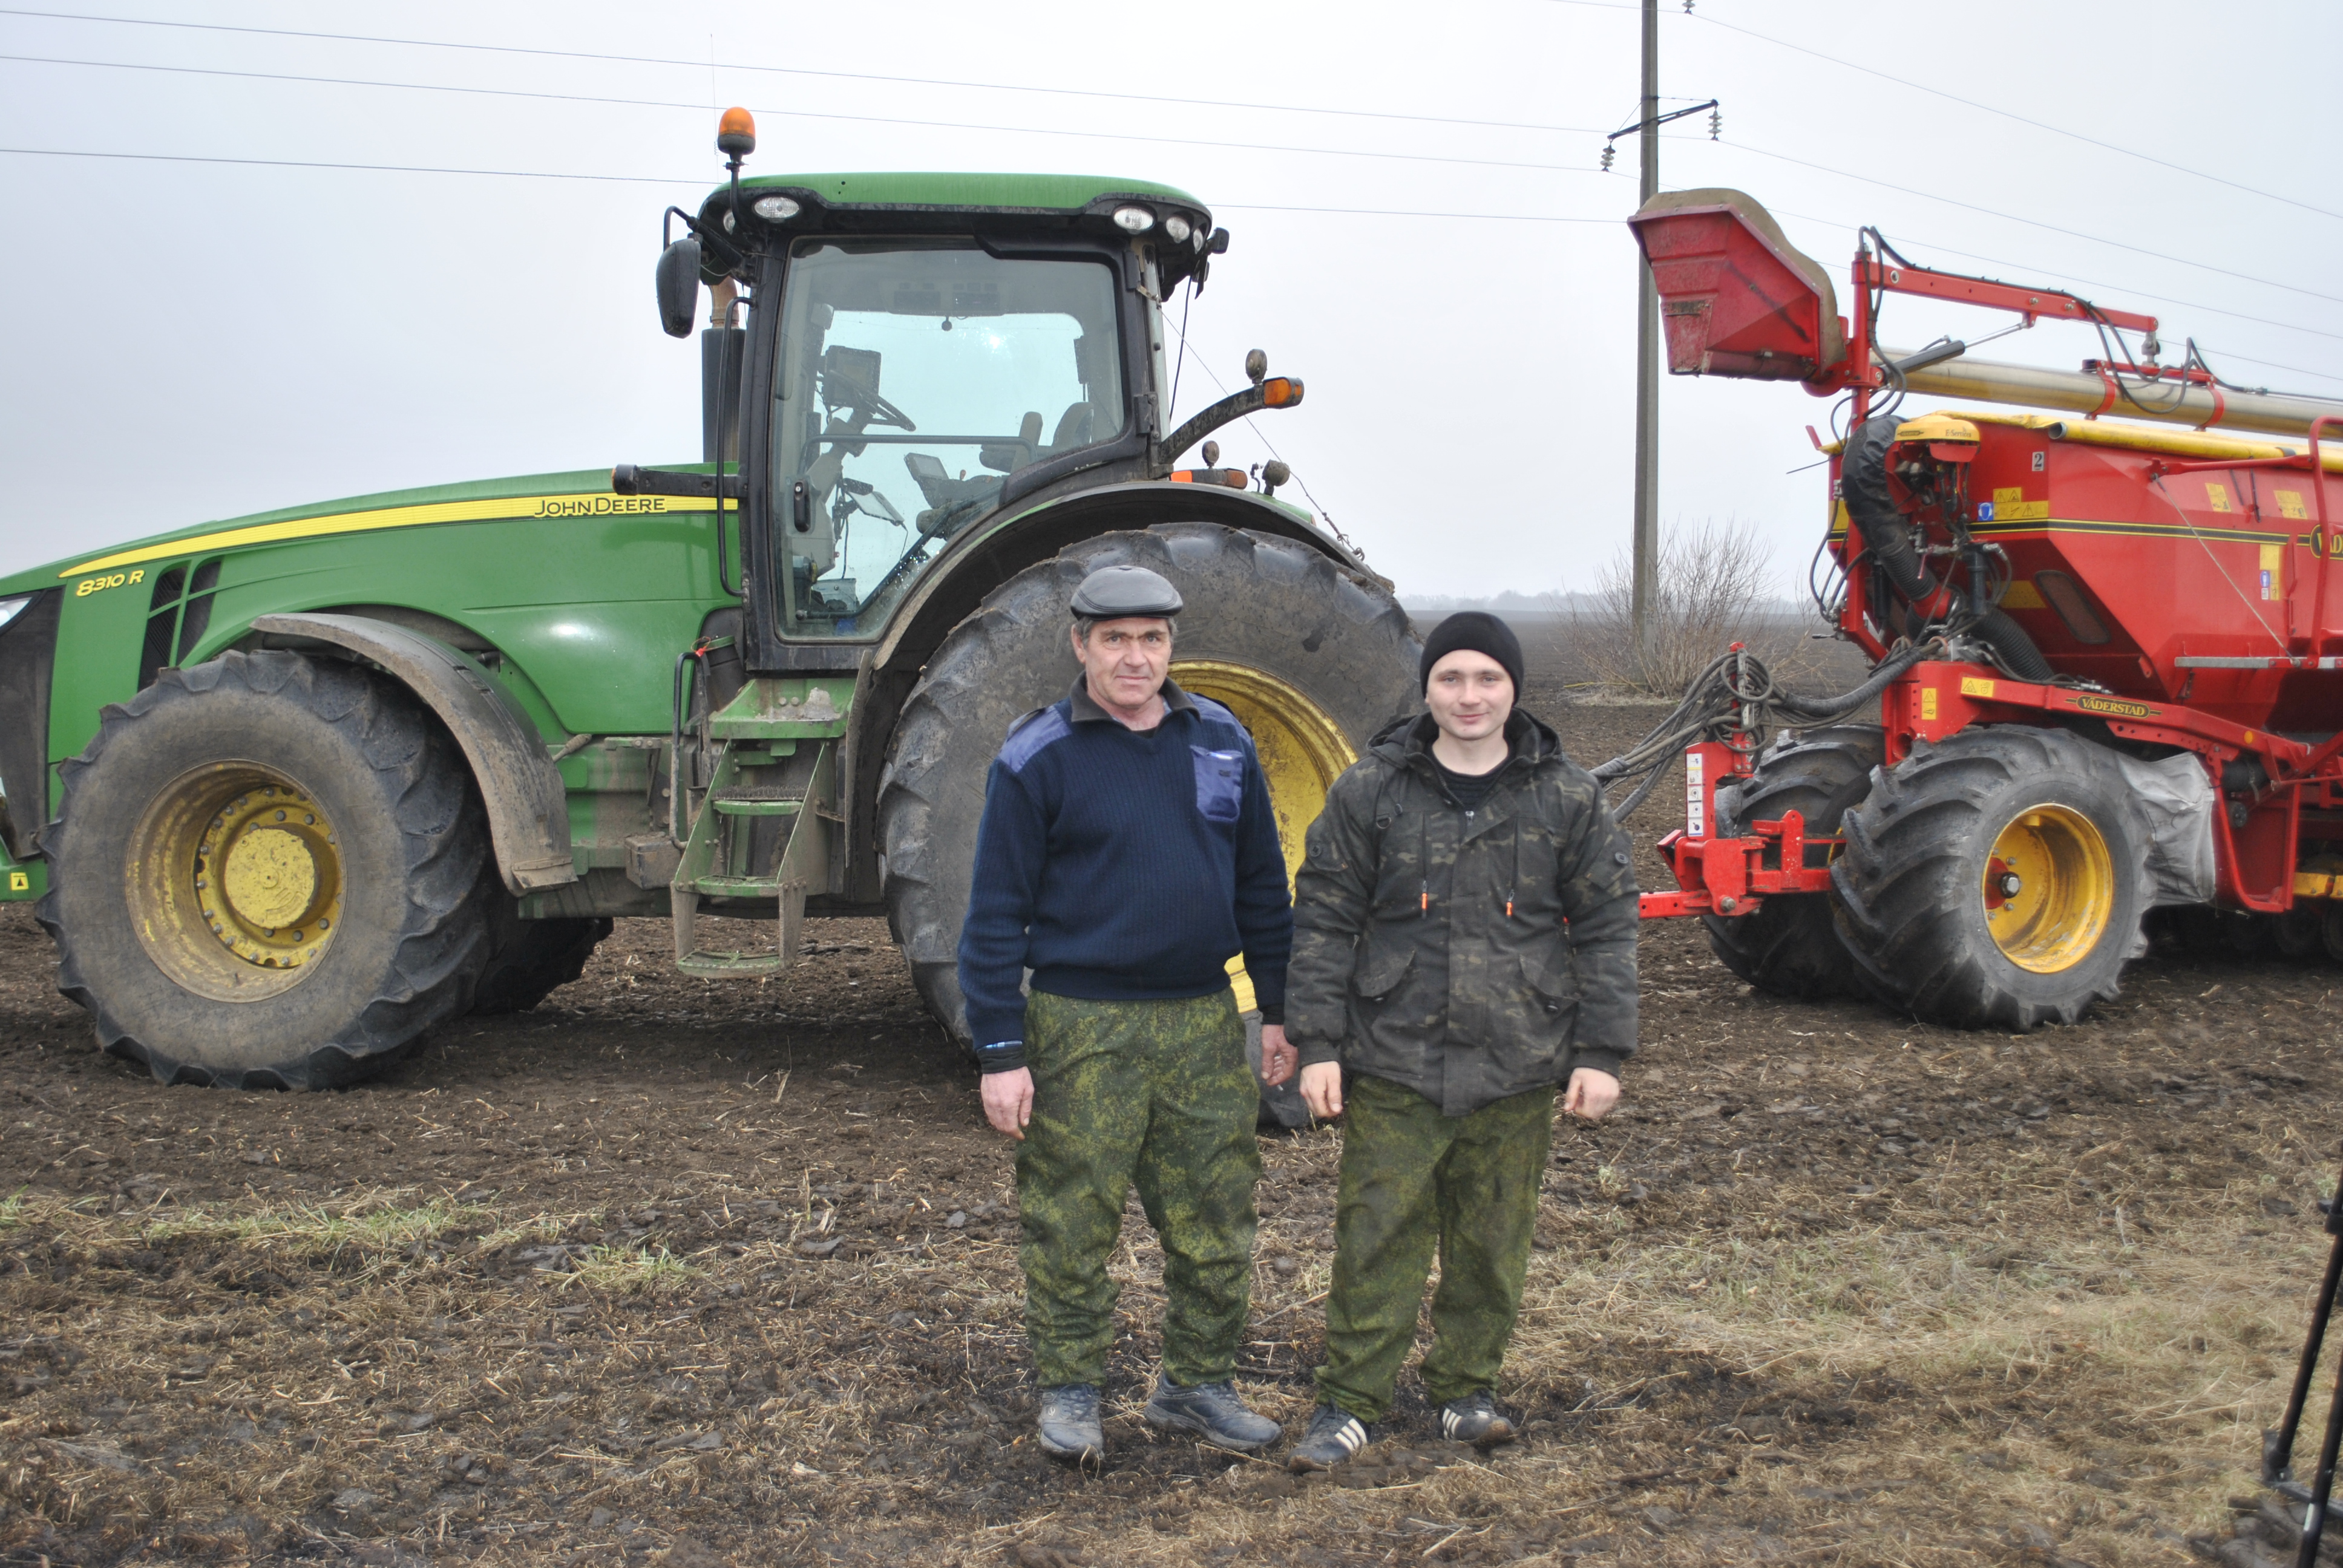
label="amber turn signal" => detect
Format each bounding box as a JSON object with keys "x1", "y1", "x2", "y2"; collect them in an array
[
  {"x1": 1260, "y1": 376, "x2": 1302, "y2": 409},
  {"x1": 717, "y1": 106, "x2": 757, "y2": 158}
]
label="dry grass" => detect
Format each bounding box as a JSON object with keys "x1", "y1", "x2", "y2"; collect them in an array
[
  {"x1": 562, "y1": 1243, "x2": 701, "y2": 1293},
  {"x1": 143, "y1": 1189, "x2": 491, "y2": 1263}
]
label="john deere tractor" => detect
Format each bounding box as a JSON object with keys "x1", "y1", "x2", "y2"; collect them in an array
[{"x1": 0, "y1": 109, "x2": 1420, "y2": 1088}]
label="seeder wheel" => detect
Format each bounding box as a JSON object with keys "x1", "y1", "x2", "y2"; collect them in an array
[
  {"x1": 1702, "y1": 725, "x2": 1883, "y2": 1000},
  {"x1": 1832, "y1": 725, "x2": 2151, "y2": 1030}
]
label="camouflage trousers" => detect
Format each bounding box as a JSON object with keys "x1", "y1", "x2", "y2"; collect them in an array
[
  {"x1": 1016, "y1": 988, "x2": 1261, "y2": 1390},
  {"x1": 1316, "y1": 1073, "x2": 1556, "y2": 1423}
]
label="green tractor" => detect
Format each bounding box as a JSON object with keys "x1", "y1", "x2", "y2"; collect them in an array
[{"x1": 0, "y1": 111, "x2": 1420, "y2": 1089}]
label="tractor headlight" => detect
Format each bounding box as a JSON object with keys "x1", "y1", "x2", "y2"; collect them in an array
[
  {"x1": 1161, "y1": 213, "x2": 1192, "y2": 244},
  {"x1": 0, "y1": 595, "x2": 28, "y2": 635},
  {"x1": 752, "y1": 194, "x2": 801, "y2": 223},
  {"x1": 1111, "y1": 204, "x2": 1155, "y2": 234}
]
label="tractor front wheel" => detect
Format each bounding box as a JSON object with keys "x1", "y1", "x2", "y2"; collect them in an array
[
  {"x1": 38, "y1": 650, "x2": 493, "y2": 1088},
  {"x1": 1832, "y1": 725, "x2": 2149, "y2": 1030},
  {"x1": 1703, "y1": 725, "x2": 1883, "y2": 999}
]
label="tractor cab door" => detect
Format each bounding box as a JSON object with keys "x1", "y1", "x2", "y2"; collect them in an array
[{"x1": 746, "y1": 237, "x2": 1145, "y2": 661}]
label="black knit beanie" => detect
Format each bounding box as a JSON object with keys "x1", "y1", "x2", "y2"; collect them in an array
[{"x1": 1419, "y1": 612, "x2": 1524, "y2": 697}]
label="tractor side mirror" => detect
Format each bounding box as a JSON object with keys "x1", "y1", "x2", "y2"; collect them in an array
[{"x1": 656, "y1": 237, "x2": 702, "y2": 339}]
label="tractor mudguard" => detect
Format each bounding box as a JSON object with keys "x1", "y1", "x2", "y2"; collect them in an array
[{"x1": 249, "y1": 612, "x2": 576, "y2": 897}]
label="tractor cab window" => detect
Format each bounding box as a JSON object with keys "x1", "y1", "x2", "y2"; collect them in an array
[{"x1": 770, "y1": 239, "x2": 1126, "y2": 638}]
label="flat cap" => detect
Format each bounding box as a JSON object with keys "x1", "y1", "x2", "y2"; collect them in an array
[{"x1": 1070, "y1": 564, "x2": 1183, "y2": 619}]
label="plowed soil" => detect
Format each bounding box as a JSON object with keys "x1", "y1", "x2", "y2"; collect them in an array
[{"x1": 4, "y1": 632, "x2": 2338, "y2": 1568}]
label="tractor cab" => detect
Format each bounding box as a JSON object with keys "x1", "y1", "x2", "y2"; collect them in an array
[{"x1": 624, "y1": 116, "x2": 1281, "y2": 676}]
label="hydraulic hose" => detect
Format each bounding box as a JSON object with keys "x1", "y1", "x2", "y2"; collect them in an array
[{"x1": 1841, "y1": 414, "x2": 2054, "y2": 682}]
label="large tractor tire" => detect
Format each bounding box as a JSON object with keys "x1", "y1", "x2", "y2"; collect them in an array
[
  {"x1": 36, "y1": 650, "x2": 493, "y2": 1088},
  {"x1": 877, "y1": 524, "x2": 1421, "y2": 1075},
  {"x1": 471, "y1": 907, "x2": 611, "y2": 1014},
  {"x1": 1703, "y1": 725, "x2": 1884, "y2": 999},
  {"x1": 1832, "y1": 725, "x2": 2151, "y2": 1030}
]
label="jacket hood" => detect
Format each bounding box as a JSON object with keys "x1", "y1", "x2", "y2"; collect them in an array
[{"x1": 1366, "y1": 708, "x2": 1564, "y2": 773}]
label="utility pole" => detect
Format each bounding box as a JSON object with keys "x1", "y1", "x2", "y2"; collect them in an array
[{"x1": 1630, "y1": 0, "x2": 1660, "y2": 666}]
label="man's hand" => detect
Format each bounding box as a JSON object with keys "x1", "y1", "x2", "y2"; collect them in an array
[
  {"x1": 1259, "y1": 1024, "x2": 1296, "y2": 1087},
  {"x1": 981, "y1": 1067, "x2": 1035, "y2": 1140},
  {"x1": 1299, "y1": 1060, "x2": 1344, "y2": 1120},
  {"x1": 1562, "y1": 1067, "x2": 1619, "y2": 1122}
]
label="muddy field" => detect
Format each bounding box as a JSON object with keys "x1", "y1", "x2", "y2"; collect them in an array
[{"x1": 5, "y1": 644, "x2": 2342, "y2": 1567}]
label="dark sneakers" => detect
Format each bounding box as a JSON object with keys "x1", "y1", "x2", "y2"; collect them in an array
[
  {"x1": 1438, "y1": 1391, "x2": 1516, "y2": 1447},
  {"x1": 1142, "y1": 1377, "x2": 1282, "y2": 1451},
  {"x1": 1035, "y1": 1383, "x2": 1104, "y2": 1462},
  {"x1": 1287, "y1": 1403, "x2": 1369, "y2": 1472}
]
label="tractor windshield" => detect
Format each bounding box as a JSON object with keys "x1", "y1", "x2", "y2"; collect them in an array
[{"x1": 770, "y1": 239, "x2": 1126, "y2": 637}]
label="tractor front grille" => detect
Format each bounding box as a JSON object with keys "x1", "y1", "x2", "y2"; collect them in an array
[{"x1": 0, "y1": 587, "x2": 62, "y2": 858}]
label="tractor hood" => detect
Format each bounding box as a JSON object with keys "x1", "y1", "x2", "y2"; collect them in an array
[{"x1": 1, "y1": 466, "x2": 714, "y2": 599}]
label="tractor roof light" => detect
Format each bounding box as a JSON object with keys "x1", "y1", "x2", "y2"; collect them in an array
[
  {"x1": 1260, "y1": 376, "x2": 1302, "y2": 409},
  {"x1": 1112, "y1": 204, "x2": 1155, "y2": 234},
  {"x1": 752, "y1": 194, "x2": 800, "y2": 223},
  {"x1": 716, "y1": 106, "x2": 757, "y2": 158},
  {"x1": 0, "y1": 593, "x2": 28, "y2": 634},
  {"x1": 1162, "y1": 213, "x2": 1192, "y2": 244}
]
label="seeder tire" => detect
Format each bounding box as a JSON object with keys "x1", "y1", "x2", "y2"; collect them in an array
[
  {"x1": 471, "y1": 909, "x2": 611, "y2": 1014},
  {"x1": 37, "y1": 650, "x2": 493, "y2": 1088},
  {"x1": 1703, "y1": 725, "x2": 1883, "y2": 1000},
  {"x1": 876, "y1": 523, "x2": 1420, "y2": 1049},
  {"x1": 1832, "y1": 725, "x2": 2150, "y2": 1030}
]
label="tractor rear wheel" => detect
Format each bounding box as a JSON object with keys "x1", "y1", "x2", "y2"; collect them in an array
[
  {"x1": 877, "y1": 524, "x2": 1420, "y2": 1092},
  {"x1": 37, "y1": 650, "x2": 493, "y2": 1088},
  {"x1": 471, "y1": 907, "x2": 611, "y2": 1014},
  {"x1": 1832, "y1": 725, "x2": 2150, "y2": 1030},
  {"x1": 1703, "y1": 725, "x2": 1883, "y2": 999}
]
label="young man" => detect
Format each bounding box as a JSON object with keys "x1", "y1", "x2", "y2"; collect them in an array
[
  {"x1": 1282, "y1": 611, "x2": 1638, "y2": 1469},
  {"x1": 958, "y1": 563, "x2": 1300, "y2": 1463}
]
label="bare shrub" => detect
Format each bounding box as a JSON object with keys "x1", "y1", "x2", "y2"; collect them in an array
[{"x1": 1580, "y1": 517, "x2": 1816, "y2": 697}]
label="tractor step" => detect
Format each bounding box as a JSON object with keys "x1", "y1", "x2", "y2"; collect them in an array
[
  {"x1": 693, "y1": 874, "x2": 788, "y2": 897},
  {"x1": 677, "y1": 947, "x2": 787, "y2": 976},
  {"x1": 712, "y1": 791, "x2": 803, "y2": 817}
]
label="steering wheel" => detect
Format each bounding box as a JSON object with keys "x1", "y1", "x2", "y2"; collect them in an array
[
  {"x1": 857, "y1": 391, "x2": 916, "y2": 432},
  {"x1": 828, "y1": 384, "x2": 916, "y2": 433}
]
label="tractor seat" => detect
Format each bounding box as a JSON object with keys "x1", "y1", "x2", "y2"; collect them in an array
[
  {"x1": 1042, "y1": 401, "x2": 1099, "y2": 457},
  {"x1": 904, "y1": 452, "x2": 1003, "y2": 538},
  {"x1": 980, "y1": 411, "x2": 1046, "y2": 475}
]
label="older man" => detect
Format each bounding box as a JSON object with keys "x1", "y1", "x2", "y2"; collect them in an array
[{"x1": 958, "y1": 563, "x2": 1298, "y2": 1462}]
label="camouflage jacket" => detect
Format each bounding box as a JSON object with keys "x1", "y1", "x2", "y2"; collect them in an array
[{"x1": 1287, "y1": 710, "x2": 1639, "y2": 1116}]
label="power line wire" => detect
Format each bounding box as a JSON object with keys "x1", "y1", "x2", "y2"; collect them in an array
[
  {"x1": 0, "y1": 8, "x2": 1610, "y2": 139},
  {"x1": 0, "y1": 51, "x2": 1610, "y2": 178},
  {"x1": 0, "y1": 145, "x2": 1622, "y2": 226},
  {"x1": 17, "y1": 15, "x2": 2330, "y2": 309},
  {"x1": 0, "y1": 145, "x2": 701, "y2": 185},
  {"x1": 1682, "y1": 8, "x2": 2343, "y2": 226}
]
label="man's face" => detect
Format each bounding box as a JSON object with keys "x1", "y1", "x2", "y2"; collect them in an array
[
  {"x1": 1072, "y1": 616, "x2": 1173, "y2": 709},
  {"x1": 1424, "y1": 649, "x2": 1514, "y2": 743}
]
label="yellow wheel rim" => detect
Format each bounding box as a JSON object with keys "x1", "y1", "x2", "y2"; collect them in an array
[
  {"x1": 128, "y1": 763, "x2": 343, "y2": 1002},
  {"x1": 1172, "y1": 659, "x2": 1357, "y2": 1013},
  {"x1": 1982, "y1": 803, "x2": 2114, "y2": 974}
]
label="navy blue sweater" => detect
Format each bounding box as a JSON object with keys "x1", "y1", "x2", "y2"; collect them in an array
[{"x1": 957, "y1": 677, "x2": 1293, "y2": 1064}]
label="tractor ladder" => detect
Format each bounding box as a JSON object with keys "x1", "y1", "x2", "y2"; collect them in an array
[{"x1": 669, "y1": 677, "x2": 847, "y2": 976}]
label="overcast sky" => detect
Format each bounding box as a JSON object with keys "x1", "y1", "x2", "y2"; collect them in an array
[{"x1": 4, "y1": 1, "x2": 2339, "y2": 597}]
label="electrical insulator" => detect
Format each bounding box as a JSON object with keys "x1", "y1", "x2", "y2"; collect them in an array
[
  {"x1": 1601, "y1": 143, "x2": 1615, "y2": 172},
  {"x1": 1709, "y1": 108, "x2": 1722, "y2": 140}
]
